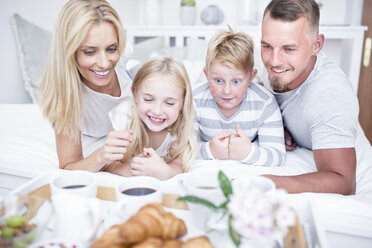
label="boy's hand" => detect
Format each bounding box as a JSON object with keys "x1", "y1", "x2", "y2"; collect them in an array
[
  {"x1": 229, "y1": 125, "x2": 252, "y2": 160},
  {"x1": 209, "y1": 132, "x2": 230, "y2": 160}
]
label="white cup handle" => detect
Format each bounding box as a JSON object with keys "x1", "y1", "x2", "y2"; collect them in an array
[
  {"x1": 115, "y1": 199, "x2": 128, "y2": 221},
  {"x1": 178, "y1": 178, "x2": 186, "y2": 196},
  {"x1": 84, "y1": 198, "x2": 102, "y2": 241}
]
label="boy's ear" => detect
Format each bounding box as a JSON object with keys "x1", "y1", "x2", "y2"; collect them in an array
[
  {"x1": 248, "y1": 69, "x2": 258, "y2": 85},
  {"x1": 203, "y1": 67, "x2": 208, "y2": 79}
]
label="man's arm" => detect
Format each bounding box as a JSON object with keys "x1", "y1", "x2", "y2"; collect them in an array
[{"x1": 263, "y1": 148, "x2": 356, "y2": 195}]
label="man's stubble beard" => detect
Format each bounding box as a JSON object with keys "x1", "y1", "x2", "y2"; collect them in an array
[
  {"x1": 269, "y1": 65, "x2": 307, "y2": 93},
  {"x1": 270, "y1": 76, "x2": 284, "y2": 92}
]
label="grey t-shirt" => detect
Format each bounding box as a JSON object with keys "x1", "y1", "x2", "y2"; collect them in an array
[{"x1": 266, "y1": 52, "x2": 359, "y2": 150}]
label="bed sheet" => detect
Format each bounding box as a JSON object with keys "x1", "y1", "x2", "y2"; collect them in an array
[{"x1": 1, "y1": 104, "x2": 372, "y2": 204}]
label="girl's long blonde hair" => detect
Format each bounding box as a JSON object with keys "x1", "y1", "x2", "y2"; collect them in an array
[
  {"x1": 39, "y1": 0, "x2": 126, "y2": 141},
  {"x1": 122, "y1": 56, "x2": 197, "y2": 171}
]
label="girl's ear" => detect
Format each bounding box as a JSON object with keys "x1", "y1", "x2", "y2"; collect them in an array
[{"x1": 133, "y1": 89, "x2": 139, "y2": 103}]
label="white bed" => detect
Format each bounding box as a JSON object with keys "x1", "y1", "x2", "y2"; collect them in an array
[
  {"x1": 1, "y1": 103, "x2": 372, "y2": 247},
  {"x1": 1, "y1": 103, "x2": 372, "y2": 195},
  {"x1": 2, "y1": 15, "x2": 372, "y2": 247}
]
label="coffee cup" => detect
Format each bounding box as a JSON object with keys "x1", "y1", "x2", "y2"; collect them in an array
[
  {"x1": 179, "y1": 170, "x2": 226, "y2": 231},
  {"x1": 115, "y1": 176, "x2": 162, "y2": 221},
  {"x1": 51, "y1": 193, "x2": 102, "y2": 244},
  {"x1": 50, "y1": 171, "x2": 98, "y2": 198}
]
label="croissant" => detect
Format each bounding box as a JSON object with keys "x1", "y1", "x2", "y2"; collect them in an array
[
  {"x1": 132, "y1": 237, "x2": 163, "y2": 248},
  {"x1": 163, "y1": 239, "x2": 183, "y2": 248},
  {"x1": 181, "y1": 236, "x2": 213, "y2": 248},
  {"x1": 119, "y1": 203, "x2": 187, "y2": 244},
  {"x1": 131, "y1": 237, "x2": 184, "y2": 248},
  {"x1": 90, "y1": 225, "x2": 130, "y2": 248}
]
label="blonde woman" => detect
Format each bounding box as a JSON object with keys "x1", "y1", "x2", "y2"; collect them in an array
[
  {"x1": 39, "y1": 0, "x2": 133, "y2": 172},
  {"x1": 108, "y1": 56, "x2": 197, "y2": 180}
]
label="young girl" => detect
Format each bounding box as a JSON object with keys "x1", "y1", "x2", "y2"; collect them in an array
[{"x1": 107, "y1": 56, "x2": 197, "y2": 180}]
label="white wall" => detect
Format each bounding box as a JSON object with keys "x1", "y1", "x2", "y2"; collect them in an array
[{"x1": 0, "y1": 0, "x2": 364, "y2": 104}]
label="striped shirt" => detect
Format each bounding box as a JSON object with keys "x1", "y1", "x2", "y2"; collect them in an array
[{"x1": 193, "y1": 81, "x2": 285, "y2": 167}]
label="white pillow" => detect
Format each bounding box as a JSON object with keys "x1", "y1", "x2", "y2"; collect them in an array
[{"x1": 11, "y1": 14, "x2": 51, "y2": 103}]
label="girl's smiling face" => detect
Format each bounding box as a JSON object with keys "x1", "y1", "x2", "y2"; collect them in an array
[
  {"x1": 76, "y1": 21, "x2": 120, "y2": 94},
  {"x1": 135, "y1": 74, "x2": 184, "y2": 133}
]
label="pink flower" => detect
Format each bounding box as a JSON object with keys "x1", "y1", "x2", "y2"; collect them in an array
[{"x1": 227, "y1": 178, "x2": 296, "y2": 246}]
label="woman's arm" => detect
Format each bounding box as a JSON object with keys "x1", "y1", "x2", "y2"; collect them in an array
[{"x1": 55, "y1": 129, "x2": 133, "y2": 172}]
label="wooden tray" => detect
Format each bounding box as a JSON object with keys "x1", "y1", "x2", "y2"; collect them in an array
[{"x1": 28, "y1": 184, "x2": 189, "y2": 210}]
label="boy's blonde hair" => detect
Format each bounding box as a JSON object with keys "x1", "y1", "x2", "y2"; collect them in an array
[
  {"x1": 122, "y1": 56, "x2": 197, "y2": 171},
  {"x1": 39, "y1": 0, "x2": 126, "y2": 141},
  {"x1": 205, "y1": 26, "x2": 255, "y2": 74}
]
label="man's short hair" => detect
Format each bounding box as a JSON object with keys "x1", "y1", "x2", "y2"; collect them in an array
[{"x1": 263, "y1": 0, "x2": 320, "y2": 35}]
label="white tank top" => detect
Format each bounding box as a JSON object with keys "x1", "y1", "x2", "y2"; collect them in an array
[{"x1": 80, "y1": 46, "x2": 133, "y2": 138}]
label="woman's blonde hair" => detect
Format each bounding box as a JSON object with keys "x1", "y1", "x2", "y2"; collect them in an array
[
  {"x1": 122, "y1": 56, "x2": 197, "y2": 171},
  {"x1": 205, "y1": 26, "x2": 254, "y2": 74},
  {"x1": 39, "y1": 0, "x2": 126, "y2": 141}
]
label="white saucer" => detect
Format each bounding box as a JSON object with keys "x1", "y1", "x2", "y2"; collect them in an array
[{"x1": 29, "y1": 238, "x2": 84, "y2": 248}]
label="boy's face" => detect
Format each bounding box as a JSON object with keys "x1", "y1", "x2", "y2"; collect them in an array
[{"x1": 204, "y1": 63, "x2": 257, "y2": 118}]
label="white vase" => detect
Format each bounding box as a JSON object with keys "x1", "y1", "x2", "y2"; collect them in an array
[
  {"x1": 180, "y1": 6, "x2": 196, "y2": 25},
  {"x1": 144, "y1": 0, "x2": 162, "y2": 25}
]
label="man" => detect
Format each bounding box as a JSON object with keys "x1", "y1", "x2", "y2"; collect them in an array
[{"x1": 261, "y1": 0, "x2": 359, "y2": 195}]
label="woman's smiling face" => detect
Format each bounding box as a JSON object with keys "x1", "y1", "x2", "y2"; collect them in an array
[{"x1": 76, "y1": 21, "x2": 120, "y2": 94}]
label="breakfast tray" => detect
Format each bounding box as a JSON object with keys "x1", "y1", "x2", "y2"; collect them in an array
[{"x1": 11, "y1": 173, "x2": 307, "y2": 248}]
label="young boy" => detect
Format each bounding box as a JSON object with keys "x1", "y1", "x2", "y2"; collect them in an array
[{"x1": 193, "y1": 27, "x2": 285, "y2": 166}]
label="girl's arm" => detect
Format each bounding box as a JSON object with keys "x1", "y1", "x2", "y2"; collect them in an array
[
  {"x1": 104, "y1": 160, "x2": 134, "y2": 177},
  {"x1": 55, "y1": 129, "x2": 133, "y2": 172}
]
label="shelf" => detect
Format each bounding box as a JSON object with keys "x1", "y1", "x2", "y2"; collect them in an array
[{"x1": 125, "y1": 25, "x2": 368, "y2": 93}]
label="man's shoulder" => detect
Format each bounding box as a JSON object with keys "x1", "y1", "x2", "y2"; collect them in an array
[{"x1": 314, "y1": 52, "x2": 350, "y2": 85}]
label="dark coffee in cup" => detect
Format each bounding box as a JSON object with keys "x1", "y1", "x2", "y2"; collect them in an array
[
  {"x1": 62, "y1": 185, "x2": 87, "y2": 189},
  {"x1": 122, "y1": 187, "x2": 156, "y2": 196},
  {"x1": 197, "y1": 186, "x2": 217, "y2": 190}
]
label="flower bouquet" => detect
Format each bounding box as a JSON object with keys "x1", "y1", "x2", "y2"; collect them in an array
[{"x1": 178, "y1": 171, "x2": 296, "y2": 247}]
